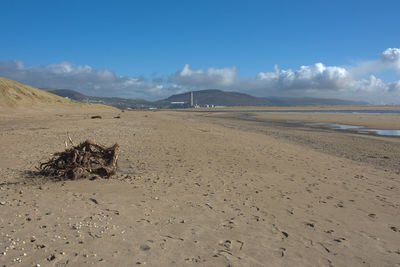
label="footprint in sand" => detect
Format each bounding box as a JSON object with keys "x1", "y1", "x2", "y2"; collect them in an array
[
  {"x1": 306, "y1": 222, "x2": 315, "y2": 228},
  {"x1": 335, "y1": 201, "x2": 344, "y2": 208},
  {"x1": 219, "y1": 240, "x2": 232, "y2": 250},
  {"x1": 215, "y1": 239, "x2": 244, "y2": 259},
  {"x1": 273, "y1": 247, "x2": 286, "y2": 257}
]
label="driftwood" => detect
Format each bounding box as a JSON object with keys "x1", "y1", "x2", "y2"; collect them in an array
[{"x1": 38, "y1": 140, "x2": 119, "y2": 180}]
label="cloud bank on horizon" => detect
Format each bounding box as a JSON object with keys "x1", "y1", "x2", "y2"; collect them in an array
[{"x1": 1, "y1": 48, "x2": 400, "y2": 104}]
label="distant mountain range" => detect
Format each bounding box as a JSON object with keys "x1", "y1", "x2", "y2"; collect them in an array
[
  {"x1": 40, "y1": 88, "x2": 369, "y2": 109},
  {"x1": 265, "y1": 96, "x2": 369, "y2": 106},
  {"x1": 41, "y1": 88, "x2": 152, "y2": 109},
  {"x1": 155, "y1": 89, "x2": 273, "y2": 107}
]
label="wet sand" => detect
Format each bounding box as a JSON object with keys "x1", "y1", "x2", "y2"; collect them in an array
[
  {"x1": 240, "y1": 112, "x2": 400, "y2": 130},
  {"x1": 0, "y1": 107, "x2": 399, "y2": 266}
]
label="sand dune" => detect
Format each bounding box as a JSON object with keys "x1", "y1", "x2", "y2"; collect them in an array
[
  {"x1": 0, "y1": 78, "x2": 116, "y2": 115},
  {"x1": 0, "y1": 78, "x2": 72, "y2": 107},
  {"x1": 0, "y1": 107, "x2": 399, "y2": 266}
]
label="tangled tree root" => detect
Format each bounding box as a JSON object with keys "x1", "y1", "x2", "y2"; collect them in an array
[{"x1": 38, "y1": 140, "x2": 119, "y2": 180}]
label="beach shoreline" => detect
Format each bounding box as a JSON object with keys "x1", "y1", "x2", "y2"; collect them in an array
[{"x1": 1, "y1": 107, "x2": 399, "y2": 266}]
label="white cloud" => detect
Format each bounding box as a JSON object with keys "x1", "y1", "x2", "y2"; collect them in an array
[
  {"x1": 256, "y1": 63, "x2": 349, "y2": 91},
  {"x1": 350, "y1": 48, "x2": 400, "y2": 78},
  {"x1": 381, "y1": 48, "x2": 400, "y2": 67},
  {"x1": 1, "y1": 47, "x2": 400, "y2": 103},
  {"x1": 169, "y1": 64, "x2": 237, "y2": 88},
  {"x1": 352, "y1": 75, "x2": 388, "y2": 92},
  {"x1": 0, "y1": 60, "x2": 164, "y2": 99},
  {"x1": 167, "y1": 48, "x2": 400, "y2": 103},
  {"x1": 389, "y1": 80, "x2": 400, "y2": 92}
]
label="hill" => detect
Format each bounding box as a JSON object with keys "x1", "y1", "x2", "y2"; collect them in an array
[
  {"x1": 40, "y1": 87, "x2": 370, "y2": 108},
  {"x1": 155, "y1": 89, "x2": 272, "y2": 107},
  {"x1": 155, "y1": 90, "x2": 368, "y2": 108},
  {"x1": 41, "y1": 88, "x2": 272, "y2": 109},
  {"x1": 0, "y1": 77, "x2": 371, "y2": 109},
  {"x1": 0, "y1": 78, "x2": 70, "y2": 107},
  {"x1": 267, "y1": 96, "x2": 369, "y2": 106},
  {"x1": 41, "y1": 88, "x2": 152, "y2": 109}
]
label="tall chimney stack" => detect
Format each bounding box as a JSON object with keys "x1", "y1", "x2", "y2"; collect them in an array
[{"x1": 190, "y1": 91, "x2": 194, "y2": 107}]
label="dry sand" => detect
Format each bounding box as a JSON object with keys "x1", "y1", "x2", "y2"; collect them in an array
[{"x1": 0, "y1": 107, "x2": 399, "y2": 266}]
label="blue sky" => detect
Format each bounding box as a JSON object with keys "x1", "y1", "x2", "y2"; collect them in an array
[{"x1": 1, "y1": 0, "x2": 400, "y2": 103}]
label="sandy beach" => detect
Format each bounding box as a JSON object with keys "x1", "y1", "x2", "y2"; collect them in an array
[{"x1": 0, "y1": 106, "x2": 399, "y2": 266}]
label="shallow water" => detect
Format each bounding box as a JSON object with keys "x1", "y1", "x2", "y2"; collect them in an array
[
  {"x1": 237, "y1": 116, "x2": 400, "y2": 137},
  {"x1": 201, "y1": 109, "x2": 400, "y2": 114},
  {"x1": 304, "y1": 122, "x2": 363, "y2": 130},
  {"x1": 362, "y1": 129, "x2": 400, "y2": 136}
]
